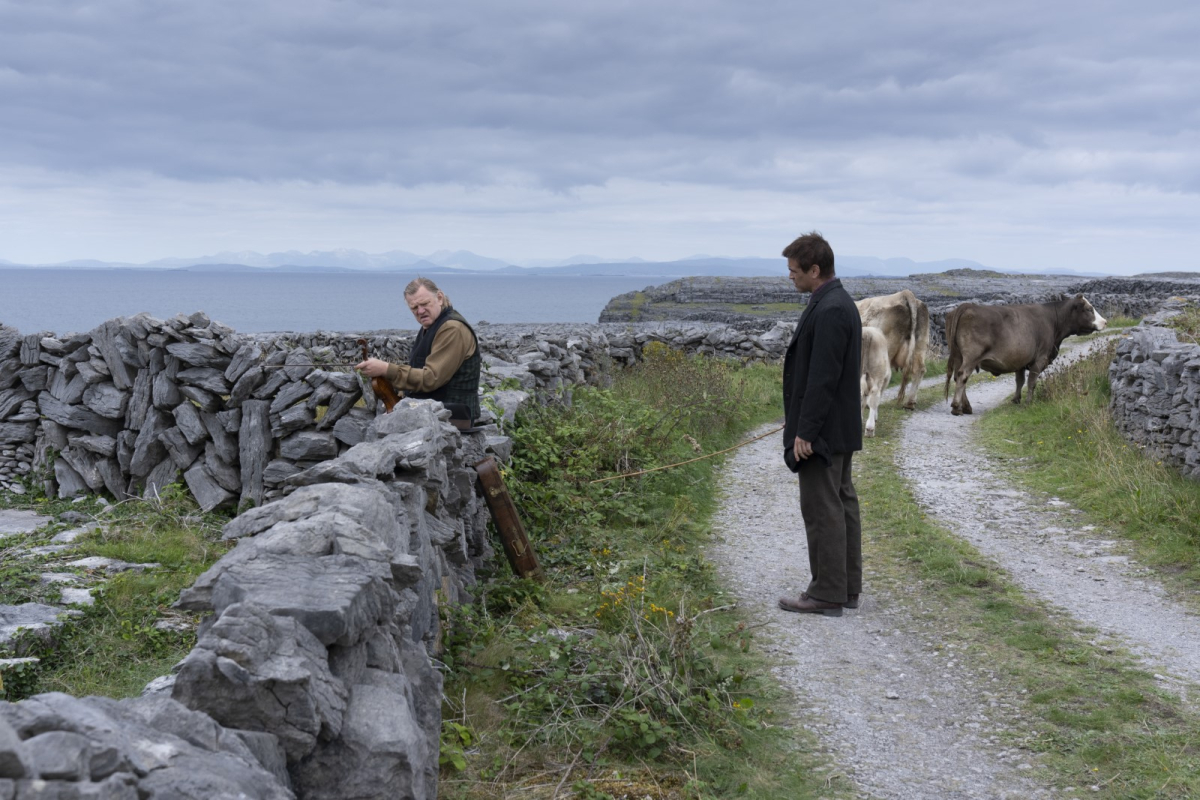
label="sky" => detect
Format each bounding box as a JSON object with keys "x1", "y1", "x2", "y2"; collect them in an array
[{"x1": 2, "y1": 0, "x2": 1199, "y2": 274}]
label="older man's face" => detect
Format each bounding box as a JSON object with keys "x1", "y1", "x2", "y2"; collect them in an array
[{"x1": 406, "y1": 287, "x2": 444, "y2": 328}]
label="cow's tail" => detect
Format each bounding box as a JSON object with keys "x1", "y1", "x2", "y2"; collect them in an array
[
  {"x1": 902, "y1": 290, "x2": 928, "y2": 376},
  {"x1": 944, "y1": 305, "x2": 963, "y2": 400}
]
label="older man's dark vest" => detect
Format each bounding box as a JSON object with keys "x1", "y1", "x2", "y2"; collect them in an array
[{"x1": 408, "y1": 307, "x2": 481, "y2": 420}]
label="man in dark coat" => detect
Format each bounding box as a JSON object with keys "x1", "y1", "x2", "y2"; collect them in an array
[{"x1": 778, "y1": 232, "x2": 864, "y2": 617}]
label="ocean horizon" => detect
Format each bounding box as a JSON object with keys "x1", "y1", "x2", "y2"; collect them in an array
[{"x1": 0, "y1": 269, "x2": 674, "y2": 336}]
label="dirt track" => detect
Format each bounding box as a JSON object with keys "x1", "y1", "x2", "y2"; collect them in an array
[{"x1": 707, "y1": 338, "x2": 1199, "y2": 798}]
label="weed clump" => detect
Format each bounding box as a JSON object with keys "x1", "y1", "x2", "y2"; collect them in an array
[{"x1": 438, "y1": 352, "x2": 828, "y2": 798}]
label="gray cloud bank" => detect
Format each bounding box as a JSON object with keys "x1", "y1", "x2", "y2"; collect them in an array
[{"x1": 1, "y1": 0, "x2": 1199, "y2": 271}]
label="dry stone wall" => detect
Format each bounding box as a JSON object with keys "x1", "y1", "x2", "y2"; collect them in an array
[
  {"x1": 1, "y1": 318, "x2": 791, "y2": 499},
  {"x1": 1, "y1": 401, "x2": 494, "y2": 798},
  {"x1": 0, "y1": 312, "x2": 794, "y2": 798},
  {"x1": 1109, "y1": 304, "x2": 1200, "y2": 482}
]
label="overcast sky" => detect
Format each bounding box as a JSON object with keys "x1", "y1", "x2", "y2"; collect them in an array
[{"x1": 2, "y1": 0, "x2": 1198, "y2": 273}]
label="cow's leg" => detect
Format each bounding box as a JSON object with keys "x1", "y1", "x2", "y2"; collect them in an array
[
  {"x1": 951, "y1": 369, "x2": 971, "y2": 416},
  {"x1": 1026, "y1": 369, "x2": 1040, "y2": 404},
  {"x1": 896, "y1": 370, "x2": 916, "y2": 411},
  {"x1": 1013, "y1": 369, "x2": 1026, "y2": 404},
  {"x1": 864, "y1": 378, "x2": 880, "y2": 437}
]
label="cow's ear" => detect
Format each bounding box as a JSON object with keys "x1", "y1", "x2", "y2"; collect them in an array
[{"x1": 1075, "y1": 293, "x2": 1084, "y2": 300}]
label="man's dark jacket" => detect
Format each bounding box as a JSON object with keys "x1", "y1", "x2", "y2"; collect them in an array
[{"x1": 782, "y1": 278, "x2": 864, "y2": 469}]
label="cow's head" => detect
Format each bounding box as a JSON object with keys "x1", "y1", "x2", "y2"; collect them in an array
[{"x1": 1069, "y1": 294, "x2": 1107, "y2": 334}]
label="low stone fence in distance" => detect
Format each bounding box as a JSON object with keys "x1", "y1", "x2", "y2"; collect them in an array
[{"x1": 1108, "y1": 305, "x2": 1200, "y2": 482}]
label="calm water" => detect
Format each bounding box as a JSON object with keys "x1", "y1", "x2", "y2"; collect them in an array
[{"x1": 0, "y1": 270, "x2": 666, "y2": 335}]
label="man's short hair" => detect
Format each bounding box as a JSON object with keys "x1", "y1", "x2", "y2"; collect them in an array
[
  {"x1": 405, "y1": 277, "x2": 452, "y2": 309},
  {"x1": 782, "y1": 232, "x2": 835, "y2": 278}
]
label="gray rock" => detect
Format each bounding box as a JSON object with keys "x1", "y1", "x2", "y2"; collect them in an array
[
  {"x1": 262, "y1": 459, "x2": 300, "y2": 485},
  {"x1": 172, "y1": 603, "x2": 347, "y2": 762},
  {"x1": 178, "y1": 385, "x2": 220, "y2": 413},
  {"x1": 151, "y1": 371, "x2": 182, "y2": 409},
  {"x1": 171, "y1": 401, "x2": 207, "y2": 446},
  {"x1": 0, "y1": 423, "x2": 36, "y2": 446},
  {"x1": 165, "y1": 341, "x2": 230, "y2": 370},
  {"x1": 271, "y1": 404, "x2": 315, "y2": 438},
  {"x1": 22, "y1": 730, "x2": 91, "y2": 780},
  {"x1": 76, "y1": 359, "x2": 110, "y2": 385},
  {"x1": 239, "y1": 401, "x2": 272, "y2": 507},
  {"x1": 128, "y1": 409, "x2": 170, "y2": 478},
  {"x1": 177, "y1": 367, "x2": 230, "y2": 395},
  {"x1": 183, "y1": 463, "x2": 234, "y2": 512},
  {"x1": 37, "y1": 394, "x2": 121, "y2": 438},
  {"x1": 54, "y1": 458, "x2": 89, "y2": 499},
  {"x1": 159, "y1": 427, "x2": 204, "y2": 470},
  {"x1": 0, "y1": 604, "x2": 67, "y2": 649},
  {"x1": 200, "y1": 411, "x2": 238, "y2": 464},
  {"x1": 229, "y1": 365, "x2": 266, "y2": 405},
  {"x1": 0, "y1": 716, "x2": 29, "y2": 779},
  {"x1": 332, "y1": 411, "x2": 372, "y2": 446},
  {"x1": 123, "y1": 369, "x2": 152, "y2": 432},
  {"x1": 141, "y1": 457, "x2": 180, "y2": 500},
  {"x1": 81, "y1": 383, "x2": 127, "y2": 420},
  {"x1": 279, "y1": 431, "x2": 337, "y2": 461},
  {"x1": 208, "y1": 554, "x2": 393, "y2": 647},
  {"x1": 84, "y1": 322, "x2": 134, "y2": 390},
  {"x1": 60, "y1": 448, "x2": 106, "y2": 492},
  {"x1": 225, "y1": 343, "x2": 263, "y2": 384},
  {"x1": 269, "y1": 381, "x2": 314, "y2": 415},
  {"x1": 315, "y1": 390, "x2": 359, "y2": 431},
  {"x1": 67, "y1": 435, "x2": 117, "y2": 458},
  {"x1": 290, "y1": 669, "x2": 431, "y2": 800},
  {"x1": 204, "y1": 443, "x2": 242, "y2": 494}
]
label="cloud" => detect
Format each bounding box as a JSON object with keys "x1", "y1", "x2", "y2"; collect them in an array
[{"x1": 1, "y1": 0, "x2": 1199, "y2": 270}]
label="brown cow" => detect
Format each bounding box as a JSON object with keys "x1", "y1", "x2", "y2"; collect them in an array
[
  {"x1": 860, "y1": 325, "x2": 891, "y2": 437},
  {"x1": 855, "y1": 289, "x2": 930, "y2": 410},
  {"x1": 944, "y1": 294, "x2": 1107, "y2": 416}
]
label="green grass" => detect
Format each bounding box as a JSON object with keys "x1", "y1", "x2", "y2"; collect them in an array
[
  {"x1": 441, "y1": 353, "x2": 851, "y2": 800},
  {"x1": 0, "y1": 485, "x2": 230, "y2": 700},
  {"x1": 977, "y1": 336, "x2": 1200, "y2": 589},
  {"x1": 854, "y1": 362, "x2": 1200, "y2": 798}
]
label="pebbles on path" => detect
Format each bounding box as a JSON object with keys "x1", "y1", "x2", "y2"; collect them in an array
[
  {"x1": 708, "y1": 424, "x2": 1050, "y2": 799},
  {"x1": 708, "y1": 334, "x2": 1197, "y2": 797},
  {"x1": 901, "y1": 340, "x2": 1200, "y2": 695}
]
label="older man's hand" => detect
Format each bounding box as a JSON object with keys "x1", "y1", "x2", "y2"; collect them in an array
[{"x1": 356, "y1": 358, "x2": 389, "y2": 378}]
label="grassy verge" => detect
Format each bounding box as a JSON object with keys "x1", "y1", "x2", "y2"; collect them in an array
[
  {"x1": 441, "y1": 349, "x2": 850, "y2": 799},
  {"x1": 977, "y1": 337, "x2": 1200, "y2": 589},
  {"x1": 856, "y1": 358, "x2": 1200, "y2": 798},
  {"x1": 0, "y1": 485, "x2": 230, "y2": 700}
]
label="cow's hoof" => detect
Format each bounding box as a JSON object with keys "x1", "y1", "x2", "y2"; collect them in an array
[
  {"x1": 951, "y1": 407, "x2": 962, "y2": 416},
  {"x1": 902, "y1": 402, "x2": 917, "y2": 411},
  {"x1": 865, "y1": 428, "x2": 875, "y2": 438}
]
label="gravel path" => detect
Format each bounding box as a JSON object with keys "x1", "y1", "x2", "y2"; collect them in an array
[{"x1": 706, "y1": 337, "x2": 1200, "y2": 798}]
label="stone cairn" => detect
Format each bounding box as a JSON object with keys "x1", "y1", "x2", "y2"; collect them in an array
[
  {"x1": 0, "y1": 312, "x2": 794, "y2": 798},
  {"x1": 1108, "y1": 303, "x2": 1200, "y2": 482}
]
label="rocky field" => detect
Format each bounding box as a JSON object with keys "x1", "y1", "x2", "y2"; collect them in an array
[{"x1": 600, "y1": 269, "x2": 1200, "y2": 349}]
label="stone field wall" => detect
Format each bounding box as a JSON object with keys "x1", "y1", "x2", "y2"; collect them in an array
[
  {"x1": 1108, "y1": 304, "x2": 1200, "y2": 482},
  {"x1": 0, "y1": 317, "x2": 793, "y2": 500},
  {"x1": 0, "y1": 313, "x2": 792, "y2": 799}
]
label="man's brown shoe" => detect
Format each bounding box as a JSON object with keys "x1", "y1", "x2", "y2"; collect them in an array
[{"x1": 778, "y1": 594, "x2": 843, "y2": 617}]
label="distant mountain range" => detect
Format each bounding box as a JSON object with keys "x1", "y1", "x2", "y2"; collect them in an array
[{"x1": 0, "y1": 248, "x2": 1113, "y2": 278}]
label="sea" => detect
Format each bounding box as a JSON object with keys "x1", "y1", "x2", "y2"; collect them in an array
[{"x1": 0, "y1": 269, "x2": 669, "y2": 336}]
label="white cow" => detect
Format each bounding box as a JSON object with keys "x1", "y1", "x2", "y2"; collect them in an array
[
  {"x1": 855, "y1": 289, "x2": 930, "y2": 410},
  {"x1": 860, "y1": 325, "x2": 891, "y2": 438}
]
